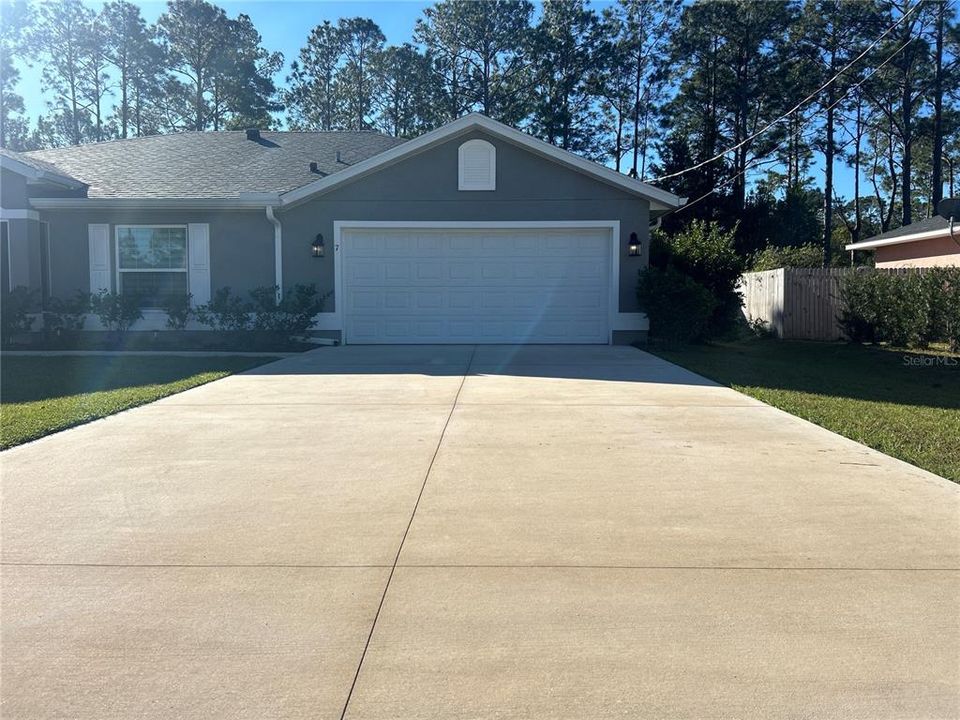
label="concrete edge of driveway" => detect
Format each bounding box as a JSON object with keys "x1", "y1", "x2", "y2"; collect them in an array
[
  {"x1": 1, "y1": 354, "x2": 291, "y2": 455},
  {"x1": 632, "y1": 347, "x2": 959, "y2": 490},
  {"x1": 749, "y1": 399, "x2": 959, "y2": 489}
]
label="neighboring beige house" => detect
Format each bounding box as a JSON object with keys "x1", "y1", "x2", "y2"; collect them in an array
[{"x1": 846, "y1": 215, "x2": 960, "y2": 268}]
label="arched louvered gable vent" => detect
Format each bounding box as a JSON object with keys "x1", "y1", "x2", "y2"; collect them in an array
[{"x1": 458, "y1": 139, "x2": 496, "y2": 191}]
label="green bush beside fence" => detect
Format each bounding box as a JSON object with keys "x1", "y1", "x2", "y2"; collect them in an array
[
  {"x1": 641, "y1": 220, "x2": 744, "y2": 343},
  {"x1": 839, "y1": 267, "x2": 960, "y2": 351}
]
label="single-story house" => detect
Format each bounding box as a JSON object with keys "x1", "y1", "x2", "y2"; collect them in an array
[
  {"x1": 845, "y1": 213, "x2": 960, "y2": 268},
  {"x1": 0, "y1": 113, "x2": 683, "y2": 345}
]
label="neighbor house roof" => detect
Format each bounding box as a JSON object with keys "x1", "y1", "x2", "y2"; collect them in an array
[
  {"x1": 23, "y1": 131, "x2": 406, "y2": 200},
  {"x1": 846, "y1": 216, "x2": 954, "y2": 250},
  {"x1": 0, "y1": 147, "x2": 86, "y2": 189}
]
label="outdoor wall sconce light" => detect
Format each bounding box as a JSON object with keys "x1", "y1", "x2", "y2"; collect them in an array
[
  {"x1": 627, "y1": 232, "x2": 641, "y2": 256},
  {"x1": 312, "y1": 233, "x2": 325, "y2": 258}
]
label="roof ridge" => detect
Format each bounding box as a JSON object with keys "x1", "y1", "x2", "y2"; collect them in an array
[
  {"x1": 25, "y1": 129, "x2": 401, "y2": 157},
  {"x1": 24, "y1": 131, "x2": 207, "y2": 155}
]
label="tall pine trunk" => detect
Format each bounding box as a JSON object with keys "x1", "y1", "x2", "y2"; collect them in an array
[
  {"x1": 824, "y1": 99, "x2": 834, "y2": 266},
  {"x1": 852, "y1": 100, "x2": 863, "y2": 243},
  {"x1": 931, "y1": 0, "x2": 944, "y2": 209},
  {"x1": 822, "y1": 39, "x2": 838, "y2": 266},
  {"x1": 901, "y1": 75, "x2": 912, "y2": 225}
]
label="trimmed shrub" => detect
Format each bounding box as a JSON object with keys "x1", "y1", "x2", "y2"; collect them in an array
[
  {"x1": 249, "y1": 284, "x2": 329, "y2": 335},
  {"x1": 838, "y1": 269, "x2": 885, "y2": 343},
  {"x1": 89, "y1": 290, "x2": 143, "y2": 333},
  {"x1": 650, "y1": 221, "x2": 744, "y2": 337},
  {"x1": 838, "y1": 268, "x2": 960, "y2": 349},
  {"x1": 195, "y1": 284, "x2": 329, "y2": 338},
  {"x1": 924, "y1": 266, "x2": 960, "y2": 351},
  {"x1": 43, "y1": 292, "x2": 89, "y2": 334},
  {"x1": 161, "y1": 293, "x2": 194, "y2": 330},
  {"x1": 1, "y1": 286, "x2": 37, "y2": 341},
  {"x1": 638, "y1": 266, "x2": 717, "y2": 345},
  {"x1": 749, "y1": 242, "x2": 824, "y2": 271},
  {"x1": 194, "y1": 287, "x2": 252, "y2": 332}
]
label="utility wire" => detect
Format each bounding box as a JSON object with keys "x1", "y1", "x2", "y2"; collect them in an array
[
  {"x1": 652, "y1": 0, "x2": 922, "y2": 183},
  {"x1": 662, "y1": 31, "x2": 918, "y2": 218}
]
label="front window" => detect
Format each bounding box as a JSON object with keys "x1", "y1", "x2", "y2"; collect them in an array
[{"x1": 117, "y1": 226, "x2": 188, "y2": 307}]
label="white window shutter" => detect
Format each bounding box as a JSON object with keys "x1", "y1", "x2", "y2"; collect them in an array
[
  {"x1": 458, "y1": 139, "x2": 496, "y2": 190},
  {"x1": 88, "y1": 224, "x2": 111, "y2": 293},
  {"x1": 188, "y1": 223, "x2": 211, "y2": 306}
]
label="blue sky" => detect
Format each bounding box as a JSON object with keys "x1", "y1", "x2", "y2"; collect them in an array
[
  {"x1": 17, "y1": 1, "x2": 443, "y2": 124},
  {"x1": 16, "y1": 0, "x2": 852, "y2": 197}
]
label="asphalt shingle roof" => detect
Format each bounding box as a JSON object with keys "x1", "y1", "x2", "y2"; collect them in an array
[
  {"x1": 22, "y1": 131, "x2": 408, "y2": 199},
  {"x1": 863, "y1": 215, "x2": 950, "y2": 243},
  {"x1": 1, "y1": 146, "x2": 84, "y2": 184}
]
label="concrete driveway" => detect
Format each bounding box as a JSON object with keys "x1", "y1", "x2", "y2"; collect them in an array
[{"x1": 2, "y1": 345, "x2": 958, "y2": 719}]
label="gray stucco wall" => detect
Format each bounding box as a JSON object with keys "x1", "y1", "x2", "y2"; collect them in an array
[
  {"x1": 1, "y1": 169, "x2": 29, "y2": 209},
  {"x1": 29, "y1": 129, "x2": 653, "y2": 335},
  {"x1": 280, "y1": 129, "x2": 650, "y2": 314},
  {"x1": 2, "y1": 218, "x2": 42, "y2": 303},
  {"x1": 40, "y1": 208, "x2": 274, "y2": 299}
]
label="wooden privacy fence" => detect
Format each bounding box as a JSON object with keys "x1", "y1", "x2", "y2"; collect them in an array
[{"x1": 739, "y1": 268, "x2": 848, "y2": 341}]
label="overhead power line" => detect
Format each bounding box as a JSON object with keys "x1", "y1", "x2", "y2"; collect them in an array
[
  {"x1": 661, "y1": 31, "x2": 919, "y2": 219},
  {"x1": 652, "y1": 0, "x2": 922, "y2": 184}
]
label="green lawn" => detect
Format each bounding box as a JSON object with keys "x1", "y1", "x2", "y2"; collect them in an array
[
  {"x1": 0, "y1": 355, "x2": 277, "y2": 449},
  {"x1": 650, "y1": 339, "x2": 960, "y2": 482}
]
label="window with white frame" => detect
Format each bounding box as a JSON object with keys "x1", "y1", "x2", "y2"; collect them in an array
[{"x1": 116, "y1": 225, "x2": 188, "y2": 307}]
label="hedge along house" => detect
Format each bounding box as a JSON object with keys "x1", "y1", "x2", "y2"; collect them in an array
[{"x1": 0, "y1": 114, "x2": 684, "y2": 345}]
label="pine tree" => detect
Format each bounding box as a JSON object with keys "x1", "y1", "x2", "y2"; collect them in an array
[
  {"x1": 0, "y1": 0, "x2": 32, "y2": 149},
  {"x1": 157, "y1": 0, "x2": 230, "y2": 131},
  {"x1": 100, "y1": 0, "x2": 162, "y2": 139},
  {"x1": 286, "y1": 21, "x2": 344, "y2": 131},
  {"x1": 799, "y1": 0, "x2": 882, "y2": 264},
  {"x1": 334, "y1": 18, "x2": 385, "y2": 131},
  {"x1": 610, "y1": 0, "x2": 681, "y2": 178},
  {"x1": 34, "y1": 0, "x2": 95, "y2": 145},
  {"x1": 417, "y1": 0, "x2": 533, "y2": 124},
  {"x1": 371, "y1": 44, "x2": 437, "y2": 137},
  {"x1": 528, "y1": 0, "x2": 604, "y2": 159}
]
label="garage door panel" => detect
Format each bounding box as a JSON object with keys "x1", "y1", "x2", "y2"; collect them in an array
[
  {"x1": 342, "y1": 227, "x2": 610, "y2": 344},
  {"x1": 415, "y1": 291, "x2": 444, "y2": 309},
  {"x1": 448, "y1": 291, "x2": 476, "y2": 310},
  {"x1": 383, "y1": 262, "x2": 410, "y2": 280},
  {"x1": 383, "y1": 291, "x2": 410, "y2": 309},
  {"x1": 448, "y1": 262, "x2": 475, "y2": 280},
  {"x1": 350, "y1": 290, "x2": 381, "y2": 310}
]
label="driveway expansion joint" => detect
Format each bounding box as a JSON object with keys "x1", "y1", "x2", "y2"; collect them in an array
[{"x1": 338, "y1": 344, "x2": 477, "y2": 720}]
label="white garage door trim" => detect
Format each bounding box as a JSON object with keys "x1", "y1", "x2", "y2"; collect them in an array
[{"x1": 332, "y1": 220, "x2": 645, "y2": 344}]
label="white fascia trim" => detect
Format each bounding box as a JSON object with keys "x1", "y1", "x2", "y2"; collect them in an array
[
  {"x1": 846, "y1": 227, "x2": 952, "y2": 250},
  {"x1": 281, "y1": 114, "x2": 684, "y2": 211},
  {"x1": 0, "y1": 208, "x2": 39, "y2": 220},
  {"x1": 333, "y1": 219, "x2": 623, "y2": 345},
  {"x1": 29, "y1": 194, "x2": 281, "y2": 211},
  {"x1": 0, "y1": 154, "x2": 85, "y2": 189}
]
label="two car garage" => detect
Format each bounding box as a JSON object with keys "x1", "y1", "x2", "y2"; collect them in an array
[{"x1": 338, "y1": 224, "x2": 616, "y2": 345}]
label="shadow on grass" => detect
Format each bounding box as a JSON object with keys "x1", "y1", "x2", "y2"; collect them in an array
[
  {"x1": 653, "y1": 338, "x2": 960, "y2": 411},
  {"x1": 1, "y1": 356, "x2": 275, "y2": 404}
]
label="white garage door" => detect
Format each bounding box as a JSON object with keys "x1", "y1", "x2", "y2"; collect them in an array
[{"x1": 340, "y1": 226, "x2": 611, "y2": 344}]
